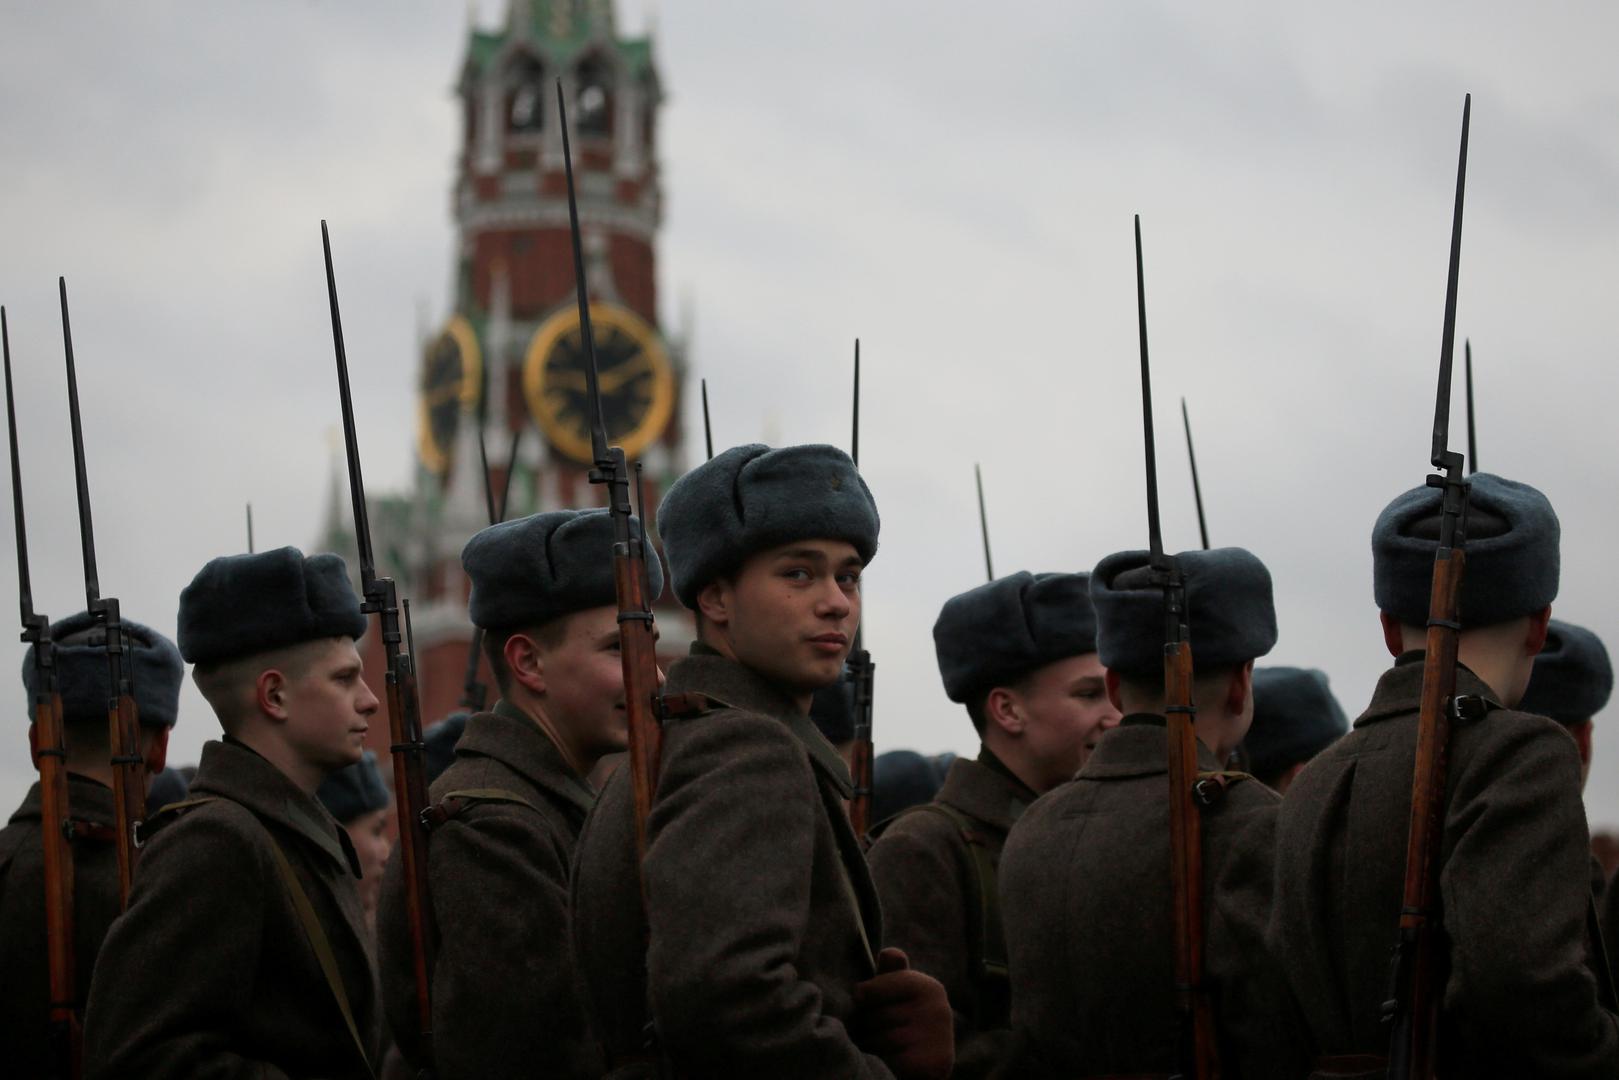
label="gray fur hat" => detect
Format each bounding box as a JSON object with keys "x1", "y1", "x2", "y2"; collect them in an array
[
  {"x1": 1519, "y1": 619, "x2": 1612, "y2": 726},
  {"x1": 315, "y1": 749, "x2": 391, "y2": 824},
  {"x1": 462, "y1": 508, "x2": 662, "y2": 630},
  {"x1": 1244, "y1": 666, "x2": 1349, "y2": 780},
  {"x1": 1372, "y1": 472, "x2": 1559, "y2": 628},
  {"x1": 933, "y1": 572, "x2": 1098, "y2": 703},
  {"x1": 658, "y1": 443, "x2": 879, "y2": 609},
  {"x1": 178, "y1": 547, "x2": 367, "y2": 666},
  {"x1": 22, "y1": 610, "x2": 184, "y2": 729},
  {"x1": 1090, "y1": 548, "x2": 1277, "y2": 677}
]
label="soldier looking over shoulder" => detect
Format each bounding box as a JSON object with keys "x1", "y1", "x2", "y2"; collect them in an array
[
  {"x1": 0, "y1": 613, "x2": 182, "y2": 1079},
  {"x1": 82, "y1": 547, "x2": 382, "y2": 1080},
  {"x1": 867, "y1": 570, "x2": 1118, "y2": 1077},
  {"x1": 378, "y1": 508, "x2": 656, "y2": 1078},
  {"x1": 572, "y1": 442, "x2": 954, "y2": 1080},
  {"x1": 1000, "y1": 547, "x2": 1302, "y2": 1078},
  {"x1": 1270, "y1": 473, "x2": 1618, "y2": 1078}
]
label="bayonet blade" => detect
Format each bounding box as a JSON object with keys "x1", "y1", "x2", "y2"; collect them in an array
[
  {"x1": 974, "y1": 463, "x2": 994, "y2": 582},
  {"x1": 701, "y1": 378, "x2": 713, "y2": 461},
  {"x1": 1430, "y1": 94, "x2": 1470, "y2": 473},
  {"x1": 1135, "y1": 217, "x2": 1165, "y2": 562},
  {"x1": 3, "y1": 307, "x2": 39, "y2": 628},
  {"x1": 322, "y1": 222, "x2": 378, "y2": 596},
  {"x1": 1181, "y1": 398, "x2": 1210, "y2": 550},
  {"x1": 556, "y1": 80, "x2": 611, "y2": 472},
  {"x1": 60, "y1": 279, "x2": 101, "y2": 606},
  {"x1": 851, "y1": 339, "x2": 860, "y2": 468},
  {"x1": 1464, "y1": 339, "x2": 1477, "y2": 475}
]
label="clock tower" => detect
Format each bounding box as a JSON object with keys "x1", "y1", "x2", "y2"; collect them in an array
[{"x1": 368, "y1": 0, "x2": 692, "y2": 732}]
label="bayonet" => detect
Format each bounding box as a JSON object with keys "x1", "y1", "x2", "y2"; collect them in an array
[
  {"x1": 321, "y1": 221, "x2": 437, "y2": 1068},
  {"x1": 7, "y1": 306, "x2": 82, "y2": 1076},
  {"x1": 1387, "y1": 93, "x2": 1473, "y2": 1080},
  {"x1": 459, "y1": 423, "x2": 525, "y2": 713},
  {"x1": 1464, "y1": 340, "x2": 1477, "y2": 475},
  {"x1": 701, "y1": 378, "x2": 714, "y2": 461},
  {"x1": 974, "y1": 463, "x2": 994, "y2": 582},
  {"x1": 1181, "y1": 398, "x2": 1210, "y2": 550},
  {"x1": 1136, "y1": 217, "x2": 1217, "y2": 1080},
  {"x1": 846, "y1": 339, "x2": 876, "y2": 838},
  {"x1": 246, "y1": 503, "x2": 255, "y2": 554},
  {"x1": 556, "y1": 79, "x2": 663, "y2": 866},
  {"x1": 60, "y1": 278, "x2": 143, "y2": 910}
]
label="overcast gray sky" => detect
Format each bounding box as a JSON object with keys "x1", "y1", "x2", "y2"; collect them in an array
[{"x1": 3, "y1": 1, "x2": 1618, "y2": 827}]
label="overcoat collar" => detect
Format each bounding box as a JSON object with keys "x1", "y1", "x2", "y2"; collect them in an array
[
  {"x1": 668, "y1": 643, "x2": 856, "y2": 799},
  {"x1": 1079, "y1": 715, "x2": 1222, "y2": 780},
  {"x1": 460, "y1": 700, "x2": 597, "y2": 816},
  {"x1": 1355, "y1": 653, "x2": 1503, "y2": 729},
  {"x1": 936, "y1": 750, "x2": 1036, "y2": 833},
  {"x1": 192, "y1": 738, "x2": 360, "y2": 877},
  {"x1": 8, "y1": 773, "x2": 116, "y2": 827}
]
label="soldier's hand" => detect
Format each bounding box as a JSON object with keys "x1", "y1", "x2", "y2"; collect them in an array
[{"x1": 852, "y1": 947, "x2": 955, "y2": 1080}]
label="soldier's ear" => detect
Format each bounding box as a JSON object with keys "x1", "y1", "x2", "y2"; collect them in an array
[
  {"x1": 1225, "y1": 660, "x2": 1253, "y2": 717},
  {"x1": 1104, "y1": 668, "x2": 1125, "y2": 714},
  {"x1": 504, "y1": 632, "x2": 548, "y2": 697},
  {"x1": 985, "y1": 686, "x2": 1023, "y2": 735},
  {"x1": 1378, "y1": 611, "x2": 1405, "y2": 659},
  {"x1": 1525, "y1": 606, "x2": 1552, "y2": 657},
  {"x1": 696, "y1": 578, "x2": 732, "y2": 630},
  {"x1": 257, "y1": 668, "x2": 291, "y2": 722}
]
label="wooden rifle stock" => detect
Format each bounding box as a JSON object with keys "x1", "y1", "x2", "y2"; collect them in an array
[
  {"x1": 107, "y1": 685, "x2": 143, "y2": 908},
  {"x1": 615, "y1": 537, "x2": 663, "y2": 861},
  {"x1": 847, "y1": 651, "x2": 875, "y2": 838},
  {"x1": 382, "y1": 632, "x2": 437, "y2": 1065},
  {"x1": 37, "y1": 689, "x2": 82, "y2": 1077},
  {"x1": 1386, "y1": 547, "x2": 1465, "y2": 1080},
  {"x1": 1165, "y1": 641, "x2": 1219, "y2": 1080}
]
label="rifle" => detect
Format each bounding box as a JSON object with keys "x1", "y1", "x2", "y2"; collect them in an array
[
  {"x1": 59, "y1": 279, "x2": 143, "y2": 911},
  {"x1": 1134, "y1": 217, "x2": 1219, "y2": 1080},
  {"x1": 555, "y1": 80, "x2": 664, "y2": 864},
  {"x1": 845, "y1": 340, "x2": 876, "y2": 838},
  {"x1": 974, "y1": 462, "x2": 994, "y2": 582},
  {"x1": 6, "y1": 307, "x2": 82, "y2": 1077},
  {"x1": 458, "y1": 421, "x2": 524, "y2": 712},
  {"x1": 700, "y1": 378, "x2": 714, "y2": 461},
  {"x1": 1384, "y1": 93, "x2": 1473, "y2": 1080},
  {"x1": 321, "y1": 222, "x2": 437, "y2": 1069},
  {"x1": 1464, "y1": 340, "x2": 1477, "y2": 475},
  {"x1": 1181, "y1": 398, "x2": 1211, "y2": 550}
]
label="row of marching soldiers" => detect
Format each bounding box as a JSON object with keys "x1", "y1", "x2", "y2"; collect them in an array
[{"x1": 2, "y1": 443, "x2": 1616, "y2": 1078}]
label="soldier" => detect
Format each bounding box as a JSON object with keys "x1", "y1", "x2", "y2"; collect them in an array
[
  {"x1": 317, "y1": 748, "x2": 393, "y2": 931},
  {"x1": 377, "y1": 508, "x2": 657, "y2": 1078},
  {"x1": 1270, "y1": 473, "x2": 1618, "y2": 1077},
  {"x1": 82, "y1": 547, "x2": 382, "y2": 1079},
  {"x1": 1240, "y1": 666, "x2": 1349, "y2": 794},
  {"x1": 1518, "y1": 618, "x2": 1610, "y2": 792},
  {"x1": 572, "y1": 442, "x2": 954, "y2": 1079},
  {"x1": 0, "y1": 613, "x2": 182, "y2": 1079},
  {"x1": 1000, "y1": 547, "x2": 1300, "y2": 1078},
  {"x1": 867, "y1": 570, "x2": 1118, "y2": 1077}
]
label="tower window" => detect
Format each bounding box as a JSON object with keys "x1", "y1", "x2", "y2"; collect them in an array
[
  {"x1": 507, "y1": 56, "x2": 546, "y2": 134},
  {"x1": 576, "y1": 55, "x2": 613, "y2": 138}
]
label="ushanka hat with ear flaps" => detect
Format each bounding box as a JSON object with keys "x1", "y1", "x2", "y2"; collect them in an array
[
  {"x1": 933, "y1": 572, "x2": 1098, "y2": 703},
  {"x1": 1518, "y1": 619, "x2": 1612, "y2": 727},
  {"x1": 316, "y1": 749, "x2": 391, "y2": 824},
  {"x1": 462, "y1": 508, "x2": 663, "y2": 631},
  {"x1": 657, "y1": 443, "x2": 880, "y2": 609},
  {"x1": 1244, "y1": 666, "x2": 1349, "y2": 779},
  {"x1": 177, "y1": 547, "x2": 367, "y2": 666},
  {"x1": 22, "y1": 611, "x2": 184, "y2": 728},
  {"x1": 1372, "y1": 472, "x2": 1559, "y2": 629},
  {"x1": 1090, "y1": 548, "x2": 1278, "y2": 678}
]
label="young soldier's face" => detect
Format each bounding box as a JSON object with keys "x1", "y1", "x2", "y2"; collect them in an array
[
  {"x1": 709, "y1": 539, "x2": 863, "y2": 694},
  {"x1": 281, "y1": 638, "x2": 379, "y2": 773},
  {"x1": 1011, "y1": 652, "x2": 1120, "y2": 787},
  {"x1": 538, "y1": 604, "x2": 647, "y2": 758}
]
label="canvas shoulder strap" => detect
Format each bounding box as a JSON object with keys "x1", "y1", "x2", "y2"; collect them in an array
[{"x1": 419, "y1": 787, "x2": 539, "y2": 831}]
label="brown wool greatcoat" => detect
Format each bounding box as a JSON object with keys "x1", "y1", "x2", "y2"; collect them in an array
[
  {"x1": 571, "y1": 645, "x2": 891, "y2": 1078},
  {"x1": 867, "y1": 750, "x2": 1032, "y2": 1078},
  {"x1": 0, "y1": 776, "x2": 121, "y2": 1079},
  {"x1": 377, "y1": 700, "x2": 604, "y2": 1078},
  {"x1": 82, "y1": 738, "x2": 380, "y2": 1080},
  {"x1": 1270, "y1": 657, "x2": 1619, "y2": 1078},
  {"x1": 999, "y1": 717, "x2": 1304, "y2": 1080}
]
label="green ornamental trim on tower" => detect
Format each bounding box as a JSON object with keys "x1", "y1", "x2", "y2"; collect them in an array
[{"x1": 464, "y1": 0, "x2": 654, "y2": 79}]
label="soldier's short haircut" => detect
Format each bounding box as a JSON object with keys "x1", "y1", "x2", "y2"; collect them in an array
[
  {"x1": 1115, "y1": 662, "x2": 1247, "y2": 705},
  {"x1": 190, "y1": 637, "x2": 332, "y2": 733},
  {"x1": 480, "y1": 618, "x2": 572, "y2": 697}
]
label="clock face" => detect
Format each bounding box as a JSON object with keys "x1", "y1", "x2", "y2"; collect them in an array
[
  {"x1": 523, "y1": 303, "x2": 674, "y2": 465},
  {"x1": 417, "y1": 316, "x2": 482, "y2": 476}
]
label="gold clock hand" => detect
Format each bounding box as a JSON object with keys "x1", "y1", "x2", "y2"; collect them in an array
[{"x1": 597, "y1": 354, "x2": 650, "y2": 393}]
